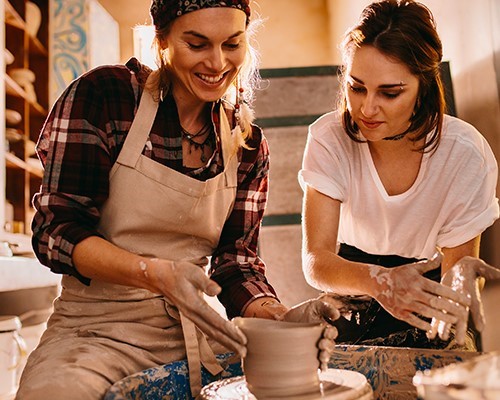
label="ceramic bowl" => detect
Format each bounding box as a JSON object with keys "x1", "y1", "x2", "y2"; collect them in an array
[
  {"x1": 25, "y1": 1, "x2": 42, "y2": 38},
  {"x1": 4, "y1": 49, "x2": 15, "y2": 65},
  {"x1": 5, "y1": 109, "x2": 22, "y2": 126},
  {"x1": 9, "y1": 68, "x2": 36, "y2": 85}
]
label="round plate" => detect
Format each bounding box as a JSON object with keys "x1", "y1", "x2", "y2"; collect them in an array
[{"x1": 200, "y1": 369, "x2": 373, "y2": 400}]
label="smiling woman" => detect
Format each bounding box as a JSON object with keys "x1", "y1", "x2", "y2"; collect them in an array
[{"x1": 14, "y1": 1, "x2": 340, "y2": 399}]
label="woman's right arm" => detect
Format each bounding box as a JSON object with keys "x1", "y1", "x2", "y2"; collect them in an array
[{"x1": 301, "y1": 185, "x2": 377, "y2": 295}]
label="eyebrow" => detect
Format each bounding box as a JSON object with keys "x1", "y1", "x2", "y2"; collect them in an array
[
  {"x1": 349, "y1": 75, "x2": 406, "y2": 89},
  {"x1": 182, "y1": 30, "x2": 245, "y2": 40}
]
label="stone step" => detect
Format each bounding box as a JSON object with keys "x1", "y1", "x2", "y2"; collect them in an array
[{"x1": 254, "y1": 66, "x2": 339, "y2": 123}]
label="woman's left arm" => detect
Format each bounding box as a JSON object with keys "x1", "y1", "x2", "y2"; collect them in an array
[
  {"x1": 430, "y1": 235, "x2": 500, "y2": 343},
  {"x1": 441, "y1": 235, "x2": 481, "y2": 274}
]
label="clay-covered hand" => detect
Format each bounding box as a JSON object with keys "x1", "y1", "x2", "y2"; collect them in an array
[
  {"x1": 280, "y1": 295, "x2": 340, "y2": 371},
  {"x1": 427, "y1": 256, "x2": 500, "y2": 345},
  {"x1": 371, "y1": 251, "x2": 471, "y2": 333},
  {"x1": 144, "y1": 258, "x2": 247, "y2": 357},
  {"x1": 280, "y1": 295, "x2": 341, "y2": 325}
]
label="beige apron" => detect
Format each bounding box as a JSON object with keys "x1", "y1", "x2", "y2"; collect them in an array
[{"x1": 17, "y1": 72, "x2": 239, "y2": 399}]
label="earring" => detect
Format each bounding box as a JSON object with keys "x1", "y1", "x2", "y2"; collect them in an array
[{"x1": 234, "y1": 77, "x2": 244, "y2": 129}]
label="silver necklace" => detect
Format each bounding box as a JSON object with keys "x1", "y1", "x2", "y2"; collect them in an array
[{"x1": 180, "y1": 123, "x2": 214, "y2": 163}]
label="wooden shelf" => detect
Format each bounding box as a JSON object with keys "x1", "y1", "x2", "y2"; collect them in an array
[
  {"x1": 4, "y1": 74, "x2": 47, "y2": 115},
  {"x1": 4, "y1": 0, "x2": 48, "y2": 55},
  {"x1": 5, "y1": 153, "x2": 43, "y2": 178},
  {"x1": 3, "y1": 0, "x2": 48, "y2": 233},
  {"x1": 4, "y1": 1, "x2": 24, "y2": 30}
]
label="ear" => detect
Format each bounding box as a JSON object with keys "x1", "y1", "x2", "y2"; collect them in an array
[{"x1": 158, "y1": 35, "x2": 169, "y2": 51}]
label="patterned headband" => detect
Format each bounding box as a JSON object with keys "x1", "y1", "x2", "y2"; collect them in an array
[{"x1": 150, "y1": 0, "x2": 251, "y2": 31}]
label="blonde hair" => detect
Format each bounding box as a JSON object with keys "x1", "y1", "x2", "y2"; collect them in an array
[{"x1": 147, "y1": 16, "x2": 262, "y2": 146}]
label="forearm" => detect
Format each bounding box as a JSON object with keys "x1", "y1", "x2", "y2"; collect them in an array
[
  {"x1": 441, "y1": 236, "x2": 481, "y2": 275},
  {"x1": 302, "y1": 248, "x2": 382, "y2": 298},
  {"x1": 72, "y1": 236, "x2": 159, "y2": 292}
]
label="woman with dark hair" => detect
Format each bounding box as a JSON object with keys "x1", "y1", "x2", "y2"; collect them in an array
[
  {"x1": 300, "y1": 0, "x2": 500, "y2": 349},
  {"x1": 15, "y1": 1, "x2": 339, "y2": 399}
]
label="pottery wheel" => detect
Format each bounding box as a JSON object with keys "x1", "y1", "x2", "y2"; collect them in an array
[{"x1": 199, "y1": 369, "x2": 373, "y2": 400}]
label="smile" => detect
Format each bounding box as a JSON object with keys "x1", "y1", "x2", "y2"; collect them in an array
[
  {"x1": 197, "y1": 73, "x2": 225, "y2": 84},
  {"x1": 361, "y1": 119, "x2": 383, "y2": 129}
]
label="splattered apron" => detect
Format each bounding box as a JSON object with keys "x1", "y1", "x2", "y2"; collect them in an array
[{"x1": 17, "y1": 72, "x2": 239, "y2": 400}]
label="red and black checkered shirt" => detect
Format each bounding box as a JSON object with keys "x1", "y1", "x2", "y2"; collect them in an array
[{"x1": 31, "y1": 58, "x2": 277, "y2": 318}]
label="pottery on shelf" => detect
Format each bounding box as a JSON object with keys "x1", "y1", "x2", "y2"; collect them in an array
[
  {"x1": 5, "y1": 109, "x2": 22, "y2": 127},
  {"x1": 233, "y1": 317, "x2": 324, "y2": 398},
  {"x1": 8, "y1": 68, "x2": 37, "y2": 103},
  {"x1": 5, "y1": 128, "x2": 24, "y2": 144},
  {"x1": 25, "y1": 1, "x2": 42, "y2": 38},
  {"x1": 4, "y1": 49, "x2": 15, "y2": 65},
  {"x1": 9, "y1": 68, "x2": 36, "y2": 85}
]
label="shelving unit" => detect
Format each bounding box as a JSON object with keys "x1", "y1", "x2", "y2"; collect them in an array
[{"x1": 3, "y1": 0, "x2": 48, "y2": 234}]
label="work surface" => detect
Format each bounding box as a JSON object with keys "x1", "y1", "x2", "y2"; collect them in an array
[{"x1": 104, "y1": 345, "x2": 480, "y2": 400}]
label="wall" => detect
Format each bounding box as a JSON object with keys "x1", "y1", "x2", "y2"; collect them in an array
[
  {"x1": 251, "y1": 0, "x2": 332, "y2": 68},
  {"x1": 49, "y1": 0, "x2": 120, "y2": 103}
]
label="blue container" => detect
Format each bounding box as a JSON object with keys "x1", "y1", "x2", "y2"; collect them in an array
[{"x1": 104, "y1": 352, "x2": 242, "y2": 400}]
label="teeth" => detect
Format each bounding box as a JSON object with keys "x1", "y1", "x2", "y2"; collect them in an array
[{"x1": 198, "y1": 73, "x2": 224, "y2": 84}]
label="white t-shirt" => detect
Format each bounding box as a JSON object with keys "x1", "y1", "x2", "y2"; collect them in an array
[{"x1": 298, "y1": 111, "x2": 499, "y2": 259}]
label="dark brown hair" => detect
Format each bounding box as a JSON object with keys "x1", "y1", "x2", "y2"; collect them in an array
[{"x1": 339, "y1": 0, "x2": 445, "y2": 152}]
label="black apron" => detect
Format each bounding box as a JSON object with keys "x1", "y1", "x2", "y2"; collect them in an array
[{"x1": 330, "y1": 243, "x2": 480, "y2": 350}]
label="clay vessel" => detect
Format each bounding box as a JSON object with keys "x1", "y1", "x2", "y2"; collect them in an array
[{"x1": 233, "y1": 317, "x2": 323, "y2": 398}]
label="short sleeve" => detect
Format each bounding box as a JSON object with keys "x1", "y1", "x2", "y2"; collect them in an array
[
  {"x1": 298, "y1": 114, "x2": 349, "y2": 202},
  {"x1": 437, "y1": 134, "x2": 500, "y2": 248}
]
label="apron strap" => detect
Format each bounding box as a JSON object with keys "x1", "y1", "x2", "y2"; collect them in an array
[
  {"x1": 114, "y1": 71, "x2": 160, "y2": 170},
  {"x1": 179, "y1": 311, "x2": 224, "y2": 397}
]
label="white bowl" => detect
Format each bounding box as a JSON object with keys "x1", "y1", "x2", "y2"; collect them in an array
[
  {"x1": 9, "y1": 68, "x2": 36, "y2": 85},
  {"x1": 5, "y1": 109, "x2": 22, "y2": 126}
]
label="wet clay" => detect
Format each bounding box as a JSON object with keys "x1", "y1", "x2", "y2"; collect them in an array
[
  {"x1": 232, "y1": 317, "x2": 324, "y2": 398},
  {"x1": 199, "y1": 369, "x2": 374, "y2": 399}
]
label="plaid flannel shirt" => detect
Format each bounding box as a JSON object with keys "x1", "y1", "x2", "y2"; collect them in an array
[{"x1": 31, "y1": 58, "x2": 277, "y2": 318}]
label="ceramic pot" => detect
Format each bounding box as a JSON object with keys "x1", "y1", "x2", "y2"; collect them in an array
[
  {"x1": 5, "y1": 109, "x2": 22, "y2": 127},
  {"x1": 25, "y1": 1, "x2": 42, "y2": 38},
  {"x1": 233, "y1": 317, "x2": 323, "y2": 398}
]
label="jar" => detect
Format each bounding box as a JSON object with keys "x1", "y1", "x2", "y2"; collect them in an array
[{"x1": 0, "y1": 316, "x2": 25, "y2": 399}]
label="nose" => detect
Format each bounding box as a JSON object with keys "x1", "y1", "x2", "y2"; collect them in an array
[
  {"x1": 361, "y1": 93, "x2": 379, "y2": 118},
  {"x1": 206, "y1": 47, "x2": 225, "y2": 71}
]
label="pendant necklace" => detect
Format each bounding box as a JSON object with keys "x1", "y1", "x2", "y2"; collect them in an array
[{"x1": 180, "y1": 122, "x2": 215, "y2": 163}]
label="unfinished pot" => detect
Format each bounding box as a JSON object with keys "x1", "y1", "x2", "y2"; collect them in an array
[{"x1": 233, "y1": 317, "x2": 323, "y2": 398}]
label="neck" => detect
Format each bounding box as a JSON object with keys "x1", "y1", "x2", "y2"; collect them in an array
[
  {"x1": 368, "y1": 135, "x2": 423, "y2": 158},
  {"x1": 174, "y1": 98, "x2": 210, "y2": 133}
]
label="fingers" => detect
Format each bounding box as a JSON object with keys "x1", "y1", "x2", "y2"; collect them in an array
[
  {"x1": 186, "y1": 302, "x2": 247, "y2": 357},
  {"x1": 427, "y1": 317, "x2": 438, "y2": 340},
  {"x1": 413, "y1": 301, "x2": 460, "y2": 325},
  {"x1": 401, "y1": 312, "x2": 432, "y2": 332},
  {"x1": 424, "y1": 280, "x2": 471, "y2": 307},
  {"x1": 317, "y1": 326, "x2": 337, "y2": 371},
  {"x1": 189, "y1": 267, "x2": 221, "y2": 297},
  {"x1": 317, "y1": 299, "x2": 341, "y2": 322},
  {"x1": 478, "y1": 262, "x2": 500, "y2": 280},
  {"x1": 470, "y1": 284, "x2": 486, "y2": 332}
]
